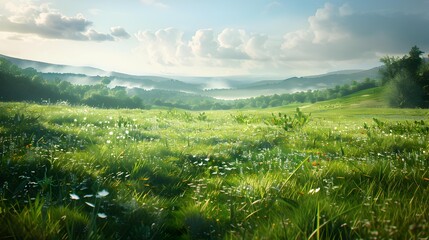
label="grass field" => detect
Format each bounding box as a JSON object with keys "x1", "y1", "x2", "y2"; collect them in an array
[{"x1": 1, "y1": 88, "x2": 428, "y2": 239}]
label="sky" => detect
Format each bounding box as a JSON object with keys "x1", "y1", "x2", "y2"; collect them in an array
[{"x1": 0, "y1": 0, "x2": 429, "y2": 79}]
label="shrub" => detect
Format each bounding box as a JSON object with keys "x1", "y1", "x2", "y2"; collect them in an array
[{"x1": 265, "y1": 108, "x2": 311, "y2": 131}]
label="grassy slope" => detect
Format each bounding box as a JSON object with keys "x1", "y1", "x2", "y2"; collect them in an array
[{"x1": 0, "y1": 87, "x2": 428, "y2": 239}]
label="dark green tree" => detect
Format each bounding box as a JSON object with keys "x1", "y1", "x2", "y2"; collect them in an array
[
  {"x1": 403, "y1": 46, "x2": 424, "y2": 79},
  {"x1": 380, "y1": 46, "x2": 429, "y2": 108},
  {"x1": 380, "y1": 56, "x2": 402, "y2": 85}
]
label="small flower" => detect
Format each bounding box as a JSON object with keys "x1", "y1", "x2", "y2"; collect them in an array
[
  {"x1": 97, "y1": 213, "x2": 107, "y2": 219},
  {"x1": 96, "y1": 189, "x2": 109, "y2": 198},
  {"x1": 85, "y1": 202, "x2": 95, "y2": 208},
  {"x1": 308, "y1": 188, "x2": 320, "y2": 194},
  {"x1": 70, "y1": 193, "x2": 80, "y2": 200}
]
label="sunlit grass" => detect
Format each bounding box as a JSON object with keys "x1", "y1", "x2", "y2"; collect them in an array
[{"x1": 0, "y1": 97, "x2": 428, "y2": 239}]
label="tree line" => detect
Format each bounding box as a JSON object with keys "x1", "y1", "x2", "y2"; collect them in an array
[
  {"x1": 1, "y1": 57, "x2": 380, "y2": 110},
  {"x1": 0, "y1": 58, "x2": 147, "y2": 109}
]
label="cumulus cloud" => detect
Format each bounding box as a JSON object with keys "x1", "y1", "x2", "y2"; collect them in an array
[
  {"x1": 134, "y1": 3, "x2": 429, "y2": 76},
  {"x1": 282, "y1": 3, "x2": 429, "y2": 61},
  {"x1": 217, "y1": 28, "x2": 249, "y2": 59},
  {"x1": 189, "y1": 29, "x2": 219, "y2": 58},
  {"x1": 136, "y1": 27, "x2": 278, "y2": 62},
  {"x1": 134, "y1": 26, "x2": 290, "y2": 77},
  {"x1": 245, "y1": 34, "x2": 272, "y2": 60},
  {"x1": 0, "y1": 2, "x2": 129, "y2": 42},
  {"x1": 136, "y1": 27, "x2": 189, "y2": 65}
]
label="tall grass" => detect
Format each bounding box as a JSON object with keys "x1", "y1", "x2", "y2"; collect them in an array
[{"x1": 0, "y1": 101, "x2": 428, "y2": 239}]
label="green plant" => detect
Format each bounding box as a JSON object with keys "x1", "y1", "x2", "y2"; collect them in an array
[
  {"x1": 197, "y1": 112, "x2": 208, "y2": 121},
  {"x1": 266, "y1": 108, "x2": 311, "y2": 131},
  {"x1": 231, "y1": 112, "x2": 250, "y2": 124},
  {"x1": 3, "y1": 197, "x2": 61, "y2": 239}
]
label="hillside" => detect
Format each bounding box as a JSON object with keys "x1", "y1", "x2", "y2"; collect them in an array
[
  {"x1": 1, "y1": 54, "x2": 381, "y2": 99},
  {"x1": 0, "y1": 56, "x2": 383, "y2": 110},
  {"x1": 0, "y1": 54, "x2": 108, "y2": 76},
  {"x1": 205, "y1": 67, "x2": 381, "y2": 99},
  {"x1": 0, "y1": 54, "x2": 201, "y2": 93}
]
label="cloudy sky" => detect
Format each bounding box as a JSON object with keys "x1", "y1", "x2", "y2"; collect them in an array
[{"x1": 0, "y1": 0, "x2": 428, "y2": 79}]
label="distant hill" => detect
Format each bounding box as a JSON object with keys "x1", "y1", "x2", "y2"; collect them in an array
[
  {"x1": 0, "y1": 54, "x2": 108, "y2": 76},
  {"x1": 0, "y1": 54, "x2": 381, "y2": 99},
  {"x1": 205, "y1": 67, "x2": 381, "y2": 99},
  {"x1": 0, "y1": 54, "x2": 202, "y2": 93}
]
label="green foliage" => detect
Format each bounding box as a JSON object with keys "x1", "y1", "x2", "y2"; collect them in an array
[
  {"x1": 101, "y1": 77, "x2": 112, "y2": 85},
  {"x1": 0, "y1": 58, "x2": 147, "y2": 109},
  {"x1": 2, "y1": 197, "x2": 61, "y2": 239},
  {"x1": 266, "y1": 108, "x2": 311, "y2": 131},
  {"x1": 197, "y1": 112, "x2": 208, "y2": 121},
  {"x1": 380, "y1": 56, "x2": 402, "y2": 85},
  {"x1": 231, "y1": 112, "x2": 251, "y2": 124},
  {"x1": 380, "y1": 46, "x2": 429, "y2": 108},
  {"x1": 386, "y1": 71, "x2": 426, "y2": 108},
  {"x1": 242, "y1": 78, "x2": 379, "y2": 108},
  {"x1": 181, "y1": 111, "x2": 194, "y2": 122},
  {"x1": 370, "y1": 117, "x2": 429, "y2": 135},
  {"x1": 362, "y1": 118, "x2": 429, "y2": 154}
]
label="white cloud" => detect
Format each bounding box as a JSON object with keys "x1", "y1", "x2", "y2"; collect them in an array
[
  {"x1": 308, "y1": 3, "x2": 349, "y2": 44},
  {"x1": 136, "y1": 27, "x2": 280, "y2": 63},
  {"x1": 132, "y1": 3, "x2": 429, "y2": 77},
  {"x1": 282, "y1": 3, "x2": 429, "y2": 62},
  {"x1": 134, "y1": 27, "x2": 286, "y2": 76},
  {"x1": 218, "y1": 28, "x2": 246, "y2": 49},
  {"x1": 110, "y1": 26, "x2": 131, "y2": 39},
  {"x1": 245, "y1": 34, "x2": 271, "y2": 60},
  {"x1": 0, "y1": 2, "x2": 129, "y2": 42},
  {"x1": 217, "y1": 28, "x2": 249, "y2": 59},
  {"x1": 135, "y1": 28, "x2": 189, "y2": 65},
  {"x1": 189, "y1": 29, "x2": 219, "y2": 58},
  {"x1": 35, "y1": 12, "x2": 92, "y2": 40}
]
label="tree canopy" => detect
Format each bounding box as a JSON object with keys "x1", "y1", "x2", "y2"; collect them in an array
[{"x1": 380, "y1": 46, "x2": 429, "y2": 108}]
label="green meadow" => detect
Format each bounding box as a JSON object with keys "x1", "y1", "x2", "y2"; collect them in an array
[{"x1": 0, "y1": 87, "x2": 428, "y2": 239}]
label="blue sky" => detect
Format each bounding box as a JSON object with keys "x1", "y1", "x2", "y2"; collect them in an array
[{"x1": 0, "y1": 0, "x2": 429, "y2": 78}]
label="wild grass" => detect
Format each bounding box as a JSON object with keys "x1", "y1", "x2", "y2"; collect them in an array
[{"x1": 0, "y1": 95, "x2": 428, "y2": 239}]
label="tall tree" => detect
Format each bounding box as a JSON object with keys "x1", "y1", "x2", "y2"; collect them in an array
[{"x1": 380, "y1": 46, "x2": 429, "y2": 108}]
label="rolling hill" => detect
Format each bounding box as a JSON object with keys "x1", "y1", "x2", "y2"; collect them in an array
[{"x1": 0, "y1": 54, "x2": 381, "y2": 99}]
